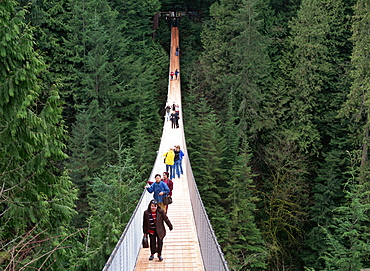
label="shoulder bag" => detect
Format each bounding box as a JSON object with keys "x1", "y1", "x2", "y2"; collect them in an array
[{"x1": 163, "y1": 195, "x2": 173, "y2": 205}]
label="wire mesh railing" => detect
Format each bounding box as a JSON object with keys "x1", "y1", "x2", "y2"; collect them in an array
[
  {"x1": 101, "y1": 127, "x2": 229, "y2": 271},
  {"x1": 101, "y1": 185, "x2": 152, "y2": 271},
  {"x1": 181, "y1": 144, "x2": 229, "y2": 271},
  {"x1": 102, "y1": 23, "x2": 228, "y2": 271}
]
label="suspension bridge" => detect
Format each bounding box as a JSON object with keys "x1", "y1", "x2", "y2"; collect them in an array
[{"x1": 102, "y1": 21, "x2": 229, "y2": 271}]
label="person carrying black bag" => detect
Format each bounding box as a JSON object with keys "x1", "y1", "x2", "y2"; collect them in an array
[{"x1": 143, "y1": 199, "x2": 173, "y2": 261}]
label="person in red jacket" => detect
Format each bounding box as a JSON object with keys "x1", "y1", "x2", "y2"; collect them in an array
[
  {"x1": 143, "y1": 199, "x2": 173, "y2": 261},
  {"x1": 170, "y1": 71, "x2": 174, "y2": 80},
  {"x1": 162, "y1": 172, "x2": 173, "y2": 213}
]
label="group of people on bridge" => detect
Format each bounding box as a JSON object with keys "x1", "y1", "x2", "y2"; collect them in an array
[
  {"x1": 165, "y1": 101, "x2": 180, "y2": 129},
  {"x1": 143, "y1": 145, "x2": 185, "y2": 262},
  {"x1": 142, "y1": 42, "x2": 183, "y2": 263},
  {"x1": 170, "y1": 69, "x2": 179, "y2": 80}
]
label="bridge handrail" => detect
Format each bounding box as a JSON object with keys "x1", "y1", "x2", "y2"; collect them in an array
[
  {"x1": 182, "y1": 142, "x2": 229, "y2": 271},
  {"x1": 102, "y1": 24, "x2": 229, "y2": 271},
  {"x1": 101, "y1": 181, "x2": 153, "y2": 271},
  {"x1": 102, "y1": 113, "x2": 183, "y2": 271},
  {"x1": 102, "y1": 131, "x2": 229, "y2": 270}
]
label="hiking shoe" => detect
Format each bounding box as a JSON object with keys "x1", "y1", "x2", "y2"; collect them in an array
[
  {"x1": 149, "y1": 255, "x2": 154, "y2": 260},
  {"x1": 158, "y1": 255, "x2": 163, "y2": 261}
]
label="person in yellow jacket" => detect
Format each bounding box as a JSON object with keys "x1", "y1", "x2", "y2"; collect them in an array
[{"x1": 163, "y1": 148, "x2": 175, "y2": 179}]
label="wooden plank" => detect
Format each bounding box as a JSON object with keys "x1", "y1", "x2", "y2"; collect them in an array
[
  {"x1": 134, "y1": 176, "x2": 204, "y2": 271},
  {"x1": 134, "y1": 26, "x2": 204, "y2": 271}
]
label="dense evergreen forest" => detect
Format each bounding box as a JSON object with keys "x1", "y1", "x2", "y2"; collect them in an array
[{"x1": 1, "y1": 0, "x2": 370, "y2": 270}]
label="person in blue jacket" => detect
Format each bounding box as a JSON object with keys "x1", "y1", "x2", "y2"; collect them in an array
[
  {"x1": 176, "y1": 145, "x2": 185, "y2": 175},
  {"x1": 146, "y1": 174, "x2": 170, "y2": 212}
]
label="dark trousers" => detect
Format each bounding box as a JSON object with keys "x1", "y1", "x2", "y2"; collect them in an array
[
  {"x1": 171, "y1": 120, "x2": 177, "y2": 129},
  {"x1": 174, "y1": 160, "x2": 181, "y2": 178},
  {"x1": 166, "y1": 164, "x2": 174, "y2": 179},
  {"x1": 149, "y1": 231, "x2": 163, "y2": 255}
]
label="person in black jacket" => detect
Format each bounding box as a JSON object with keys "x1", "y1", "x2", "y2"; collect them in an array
[
  {"x1": 143, "y1": 199, "x2": 173, "y2": 261},
  {"x1": 170, "y1": 111, "x2": 177, "y2": 129},
  {"x1": 173, "y1": 147, "x2": 181, "y2": 179}
]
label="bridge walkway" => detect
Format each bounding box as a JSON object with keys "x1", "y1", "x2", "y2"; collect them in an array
[{"x1": 134, "y1": 26, "x2": 205, "y2": 270}]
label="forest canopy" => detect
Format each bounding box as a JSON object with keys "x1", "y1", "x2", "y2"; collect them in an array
[{"x1": 1, "y1": 0, "x2": 370, "y2": 270}]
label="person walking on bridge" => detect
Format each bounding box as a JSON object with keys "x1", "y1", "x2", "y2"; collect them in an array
[
  {"x1": 176, "y1": 145, "x2": 185, "y2": 175},
  {"x1": 162, "y1": 172, "x2": 173, "y2": 213},
  {"x1": 163, "y1": 148, "x2": 175, "y2": 178},
  {"x1": 146, "y1": 174, "x2": 170, "y2": 212},
  {"x1": 173, "y1": 147, "x2": 181, "y2": 179},
  {"x1": 165, "y1": 102, "x2": 171, "y2": 121},
  {"x1": 143, "y1": 199, "x2": 173, "y2": 261},
  {"x1": 170, "y1": 111, "x2": 178, "y2": 129}
]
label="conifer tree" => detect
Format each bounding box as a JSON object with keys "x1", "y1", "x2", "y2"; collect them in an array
[
  {"x1": 184, "y1": 94, "x2": 229, "y2": 239},
  {"x1": 260, "y1": 1, "x2": 355, "y2": 268},
  {"x1": 0, "y1": 1, "x2": 77, "y2": 268},
  {"x1": 67, "y1": 101, "x2": 100, "y2": 228},
  {"x1": 193, "y1": 97, "x2": 226, "y2": 205},
  {"x1": 321, "y1": 153, "x2": 370, "y2": 270},
  {"x1": 341, "y1": 0, "x2": 370, "y2": 169},
  {"x1": 182, "y1": 78, "x2": 203, "y2": 168},
  {"x1": 131, "y1": 115, "x2": 158, "y2": 181},
  {"x1": 200, "y1": 0, "x2": 270, "y2": 132},
  {"x1": 258, "y1": 136, "x2": 310, "y2": 270},
  {"x1": 67, "y1": 0, "x2": 162, "y2": 142},
  {"x1": 221, "y1": 94, "x2": 241, "y2": 173},
  {"x1": 67, "y1": 0, "x2": 122, "y2": 104},
  {"x1": 303, "y1": 0, "x2": 359, "y2": 268},
  {"x1": 18, "y1": 0, "x2": 76, "y2": 122},
  {"x1": 96, "y1": 103, "x2": 125, "y2": 165},
  {"x1": 317, "y1": 1, "x2": 370, "y2": 268},
  {"x1": 284, "y1": 0, "x2": 331, "y2": 152},
  {"x1": 228, "y1": 0, "x2": 271, "y2": 134},
  {"x1": 68, "y1": 146, "x2": 142, "y2": 270},
  {"x1": 224, "y1": 142, "x2": 267, "y2": 270},
  {"x1": 108, "y1": 0, "x2": 160, "y2": 54}
]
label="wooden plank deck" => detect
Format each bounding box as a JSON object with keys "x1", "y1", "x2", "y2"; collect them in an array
[
  {"x1": 134, "y1": 25, "x2": 204, "y2": 271},
  {"x1": 134, "y1": 175, "x2": 204, "y2": 271}
]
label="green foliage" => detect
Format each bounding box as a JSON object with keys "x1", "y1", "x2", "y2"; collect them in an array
[
  {"x1": 304, "y1": 142, "x2": 350, "y2": 268},
  {"x1": 224, "y1": 143, "x2": 267, "y2": 270},
  {"x1": 18, "y1": 0, "x2": 77, "y2": 122},
  {"x1": 67, "y1": 146, "x2": 142, "y2": 270},
  {"x1": 200, "y1": 0, "x2": 270, "y2": 133},
  {"x1": 0, "y1": 1, "x2": 77, "y2": 269},
  {"x1": 67, "y1": 100, "x2": 125, "y2": 227},
  {"x1": 321, "y1": 152, "x2": 370, "y2": 270},
  {"x1": 303, "y1": 0, "x2": 364, "y2": 269},
  {"x1": 3, "y1": 0, "x2": 370, "y2": 269},
  {"x1": 284, "y1": 0, "x2": 331, "y2": 153},
  {"x1": 109, "y1": 0, "x2": 161, "y2": 53},
  {"x1": 176, "y1": 17, "x2": 204, "y2": 87},
  {"x1": 340, "y1": 0, "x2": 370, "y2": 160},
  {"x1": 258, "y1": 136, "x2": 310, "y2": 270},
  {"x1": 131, "y1": 115, "x2": 159, "y2": 181},
  {"x1": 63, "y1": 0, "x2": 163, "y2": 236},
  {"x1": 184, "y1": 93, "x2": 229, "y2": 236},
  {"x1": 191, "y1": 97, "x2": 226, "y2": 201}
]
